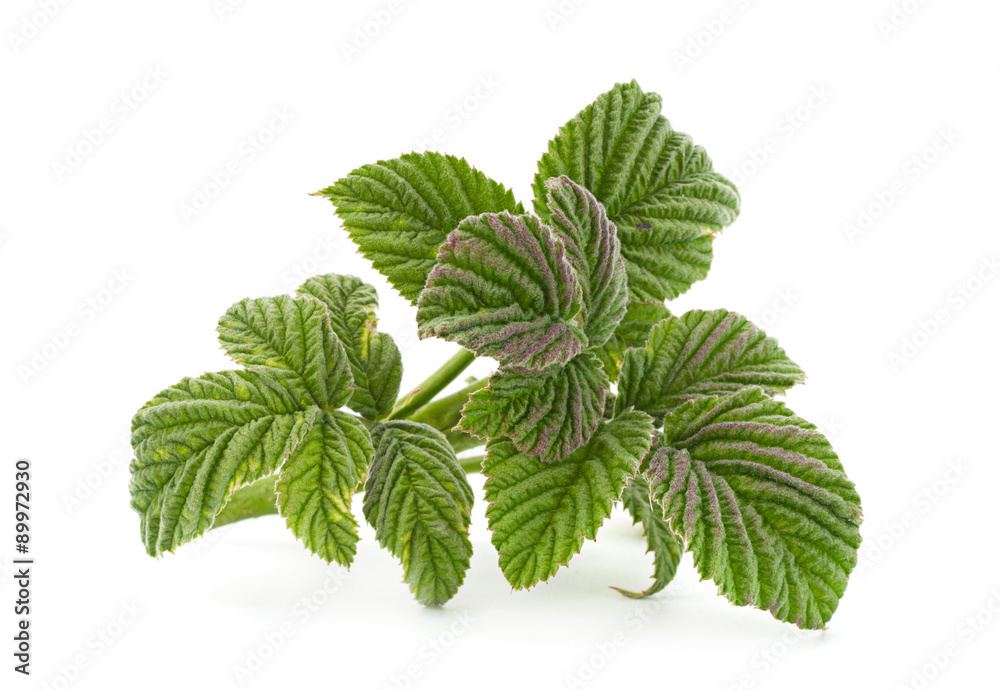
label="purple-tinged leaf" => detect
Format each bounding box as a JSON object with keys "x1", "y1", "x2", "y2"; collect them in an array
[
  {"x1": 544, "y1": 175, "x2": 628, "y2": 348},
  {"x1": 533, "y1": 81, "x2": 740, "y2": 302},
  {"x1": 617, "y1": 309, "x2": 804, "y2": 418},
  {"x1": 416, "y1": 211, "x2": 587, "y2": 371},
  {"x1": 458, "y1": 354, "x2": 608, "y2": 463},
  {"x1": 646, "y1": 388, "x2": 862, "y2": 629}
]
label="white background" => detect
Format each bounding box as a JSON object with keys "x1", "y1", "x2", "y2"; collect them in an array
[{"x1": 2, "y1": 1, "x2": 998, "y2": 688}]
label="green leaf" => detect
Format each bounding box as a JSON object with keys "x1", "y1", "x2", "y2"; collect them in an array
[
  {"x1": 416, "y1": 211, "x2": 587, "y2": 371},
  {"x1": 317, "y1": 152, "x2": 524, "y2": 304},
  {"x1": 458, "y1": 354, "x2": 609, "y2": 463},
  {"x1": 646, "y1": 388, "x2": 862, "y2": 628},
  {"x1": 595, "y1": 300, "x2": 671, "y2": 381},
  {"x1": 483, "y1": 410, "x2": 654, "y2": 589},
  {"x1": 297, "y1": 274, "x2": 403, "y2": 419},
  {"x1": 543, "y1": 175, "x2": 628, "y2": 348},
  {"x1": 275, "y1": 410, "x2": 374, "y2": 566},
  {"x1": 129, "y1": 369, "x2": 319, "y2": 557},
  {"x1": 363, "y1": 421, "x2": 474, "y2": 605},
  {"x1": 533, "y1": 80, "x2": 740, "y2": 302},
  {"x1": 217, "y1": 295, "x2": 353, "y2": 409},
  {"x1": 617, "y1": 309, "x2": 804, "y2": 418},
  {"x1": 613, "y1": 475, "x2": 684, "y2": 599}
]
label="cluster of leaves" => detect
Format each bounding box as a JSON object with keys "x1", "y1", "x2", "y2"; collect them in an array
[{"x1": 130, "y1": 81, "x2": 862, "y2": 628}]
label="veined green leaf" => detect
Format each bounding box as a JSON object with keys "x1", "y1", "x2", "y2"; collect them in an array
[
  {"x1": 533, "y1": 81, "x2": 740, "y2": 302},
  {"x1": 617, "y1": 309, "x2": 804, "y2": 418},
  {"x1": 129, "y1": 369, "x2": 319, "y2": 557},
  {"x1": 647, "y1": 388, "x2": 862, "y2": 628},
  {"x1": 363, "y1": 421, "x2": 474, "y2": 605},
  {"x1": 595, "y1": 300, "x2": 671, "y2": 381},
  {"x1": 317, "y1": 152, "x2": 524, "y2": 304},
  {"x1": 275, "y1": 410, "x2": 374, "y2": 566},
  {"x1": 217, "y1": 295, "x2": 353, "y2": 409},
  {"x1": 458, "y1": 354, "x2": 608, "y2": 463},
  {"x1": 483, "y1": 410, "x2": 654, "y2": 589},
  {"x1": 613, "y1": 475, "x2": 684, "y2": 599},
  {"x1": 543, "y1": 175, "x2": 628, "y2": 348},
  {"x1": 416, "y1": 211, "x2": 587, "y2": 371},
  {"x1": 297, "y1": 274, "x2": 403, "y2": 419}
]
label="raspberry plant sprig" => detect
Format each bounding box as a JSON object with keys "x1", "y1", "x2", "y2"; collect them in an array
[{"x1": 129, "y1": 81, "x2": 862, "y2": 628}]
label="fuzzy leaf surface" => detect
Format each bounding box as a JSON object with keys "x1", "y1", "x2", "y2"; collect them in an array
[
  {"x1": 416, "y1": 211, "x2": 586, "y2": 371},
  {"x1": 646, "y1": 388, "x2": 862, "y2": 628},
  {"x1": 533, "y1": 80, "x2": 740, "y2": 302},
  {"x1": 317, "y1": 152, "x2": 523, "y2": 303},
  {"x1": 297, "y1": 274, "x2": 402, "y2": 419},
  {"x1": 129, "y1": 369, "x2": 318, "y2": 556},
  {"x1": 484, "y1": 410, "x2": 654, "y2": 589},
  {"x1": 613, "y1": 475, "x2": 684, "y2": 598},
  {"x1": 363, "y1": 421, "x2": 474, "y2": 605},
  {"x1": 275, "y1": 410, "x2": 374, "y2": 566},
  {"x1": 458, "y1": 354, "x2": 609, "y2": 463},
  {"x1": 543, "y1": 175, "x2": 628, "y2": 348},
  {"x1": 617, "y1": 309, "x2": 804, "y2": 418},
  {"x1": 217, "y1": 295, "x2": 353, "y2": 409},
  {"x1": 596, "y1": 301, "x2": 671, "y2": 381}
]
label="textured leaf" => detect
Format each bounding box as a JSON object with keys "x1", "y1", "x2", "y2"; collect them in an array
[
  {"x1": 217, "y1": 295, "x2": 353, "y2": 409},
  {"x1": 458, "y1": 354, "x2": 608, "y2": 463},
  {"x1": 363, "y1": 421, "x2": 474, "y2": 605},
  {"x1": 129, "y1": 369, "x2": 318, "y2": 556},
  {"x1": 297, "y1": 274, "x2": 403, "y2": 419},
  {"x1": 533, "y1": 80, "x2": 740, "y2": 302},
  {"x1": 483, "y1": 410, "x2": 654, "y2": 589},
  {"x1": 275, "y1": 411, "x2": 374, "y2": 566},
  {"x1": 543, "y1": 175, "x2": 627, "y2": 348},
  {"x1": 596, "y1": 301, "x2": 671, "y2": 381},
  {"x1": 646, "y1": 388, "x2": 862, "y2": 628},
  {"x1": 416, "y1": 211, "x2": 586, "y2": 371},
  {"x1": 617, "y1": 309, "x2": 804, "y2": 418},
  {"x1": 317, "y1": 152, "x2": 524, "y2": 303},
  {"x1": 613, "y1": 475, "x2": 684, "y2": 598}
]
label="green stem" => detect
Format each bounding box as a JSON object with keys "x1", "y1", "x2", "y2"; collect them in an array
[
  {"x1": 214, "y1": 475, "x2": 279, "y2": 527},
  {"x1": 409, "y1": 376, "x2": 488, "y2": 429},
  {"x1": 460, "y1": 455, "x2": 485, "y2": 474},
  {"x1": 388, "y1": 349, "x2": 476, "y2": 420}
]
